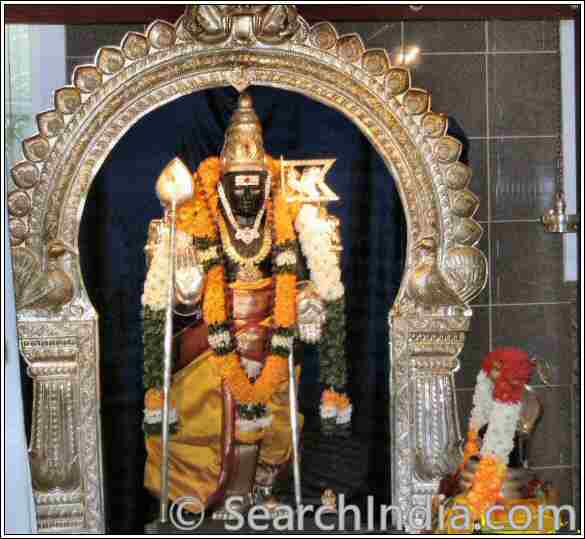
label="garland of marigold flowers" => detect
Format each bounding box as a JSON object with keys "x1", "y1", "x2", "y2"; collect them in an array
[{"x1": 177, "y1": 156, "x2": 297, "y2": 406}]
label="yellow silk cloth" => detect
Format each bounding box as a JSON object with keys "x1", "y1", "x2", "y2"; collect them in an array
[{"x1": 144, "y1": 279, "x2": 299, "y2": 507}]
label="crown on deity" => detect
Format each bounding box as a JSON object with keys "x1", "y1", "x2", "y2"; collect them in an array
[{"x1": 221, "y1": 93, "x2": 268, "y2": 174}]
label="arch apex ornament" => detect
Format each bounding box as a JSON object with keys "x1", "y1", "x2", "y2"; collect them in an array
[
  {"x1": 183, "y1": 4, "x2": 301, "y2": 45},
  {"x1": 8, "y1": 5, "x2": 487, "y2": 532}
]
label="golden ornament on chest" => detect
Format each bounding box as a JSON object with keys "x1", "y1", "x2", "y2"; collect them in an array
[{"x1": 218, "y1": 213, "x2": 271, "y2": 282}]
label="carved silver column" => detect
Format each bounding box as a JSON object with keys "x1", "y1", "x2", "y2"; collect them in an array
[
  {"x1": 391, "y1": 309, "x2": 470, "y2": 531},
  {"x1": 19, "y1": 320, "x2": 104, "y2": 534}
]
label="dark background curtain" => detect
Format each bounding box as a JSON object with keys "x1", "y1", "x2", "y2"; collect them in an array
[{"x1": 78, "y1": 86, "x2": 412, "y2": 532}]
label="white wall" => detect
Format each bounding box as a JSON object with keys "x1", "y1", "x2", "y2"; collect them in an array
[
  {"x1": 4, "y1": 24, "x2": 66, "y2": 534},
  {"x1": 560, "y1": 20, "x2": 578, "y2": 282},
  {"x1": 4, "y1": 214, "x2": 37, "y2": 534}
]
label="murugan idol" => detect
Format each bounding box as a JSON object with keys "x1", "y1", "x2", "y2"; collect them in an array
[{"x1": 141, "y1": 93, "x2": 352, "y2": 517}]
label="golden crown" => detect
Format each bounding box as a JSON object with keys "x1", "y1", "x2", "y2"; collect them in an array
[{"x1": 221, "y1": 93, "x2": 268, "y2": 174}]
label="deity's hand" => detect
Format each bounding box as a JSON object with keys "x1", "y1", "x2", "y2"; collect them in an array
[
  {"x1": 297, "y1": 281, "x2": 326, "y2": 344},
  {"x1": 175, "y1": 244, "x2": 204, "y2": 309},
  {"x1": 144, "y1": 219, "x2": 204, "y2": 314}
]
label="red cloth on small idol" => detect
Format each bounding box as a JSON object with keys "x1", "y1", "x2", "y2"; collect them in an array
[{"x1": 482, "y1": 347, "x2": 535, "y2": 404}]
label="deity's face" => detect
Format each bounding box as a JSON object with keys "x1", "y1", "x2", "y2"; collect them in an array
[{"x1": 222, "y1": 170, "x2": 268, "y2": 218}]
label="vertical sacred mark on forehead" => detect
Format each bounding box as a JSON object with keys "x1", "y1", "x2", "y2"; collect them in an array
[{"x1": 235, "y1": 174, "x2": 261, "y2": 187}]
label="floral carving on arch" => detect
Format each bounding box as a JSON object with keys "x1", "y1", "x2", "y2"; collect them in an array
[{"x1": 8, "y1": 5, "x2": 486, "y2": 533}]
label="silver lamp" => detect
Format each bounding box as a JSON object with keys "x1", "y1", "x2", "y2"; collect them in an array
[{"x1": 541, "y1": 190, "x2": 579, "y2": 234}]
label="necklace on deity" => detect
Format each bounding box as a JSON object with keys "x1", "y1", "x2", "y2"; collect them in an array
[{"x1": 218, "y1": 213, "x2": 272, "y2": 282}]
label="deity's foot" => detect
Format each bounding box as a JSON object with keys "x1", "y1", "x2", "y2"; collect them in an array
[
  {"x1": 211, "y1": 487, "x2": 290, "y2": 521},
  {"x1": 250, "y1": 461, "x2": 292, "y2": 517},
  {"x1": 211, "y1": 442, "x2": 258, "y2": 521},
  {"x1": 211, "y1": 494, "x2": 254, "y2": 521},
  {"x1": 252, "y1": 484, "x2": 291, "y2": 518}
]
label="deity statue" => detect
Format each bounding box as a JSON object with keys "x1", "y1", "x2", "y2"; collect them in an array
[{"x1": 140, "y1": 93, "x2": 352, "y2": 518}]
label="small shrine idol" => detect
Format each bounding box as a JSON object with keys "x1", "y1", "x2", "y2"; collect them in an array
[
  {"x1": 437, "y1": 347, "x2": 560, "y2": 533},
  {"x1": 140, "y1": 93, "x2": 352, "y2": 518}
]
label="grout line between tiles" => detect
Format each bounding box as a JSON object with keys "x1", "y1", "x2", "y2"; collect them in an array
[
  {"x1": 421, "y1": 50, "x2": 558, "y2": 56},
  {"x1": 458, "y1": 384, "x2": 571, "y2": 392},
  {"x1": 468, "y1": 135, "x2": 559, "y2": 140},
  {"x1": 487, "y1": 219, "x2": 542, "y2": 224},
  {"x1": 531, "y1": 465, "x2": 573, "y2": 471},
  {"x1": 473, "y1": 301, "x2": 573, "y2": 308}
]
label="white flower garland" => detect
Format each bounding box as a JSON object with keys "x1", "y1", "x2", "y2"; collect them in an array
[
  {"x1": 275, "y1": 250, "x2": 297, "y2": 267},
  {"x1": 295, "y1": 205, "x2": 344, "y2": 302},
  {"x1": 320, "y1": 402, "x2": 337, "y2": 420},
  {"x1": 271, "y1": 334, "x2": 294, "y2": 351},
  {"x1": 208, "y1": 330, "x2": 233, "y2": 350},
  {"x1": 467, "y1": 366, "x2": 527, "y2": 465},
  {"x1": 236, "y1": 414, "x2": 274, "y2": 433},
  {"x1": 481, "y1": 400, "x2": 522, "y2": 464},
  {"x1": 197, "y1": 245, "x2": 220, "y2": 264},
  {"x1": 144, "y1": 406, "x2": 178, "y2": 426},
  {"x1": 469, "y1": 369, "x2": 494, "y2": 432},
  {"x1": 336, "y1": 404, "x2": 352, "y2": 425},
  {"x1": 319, "y1": 400, "x2": 352, "y2": 424}
]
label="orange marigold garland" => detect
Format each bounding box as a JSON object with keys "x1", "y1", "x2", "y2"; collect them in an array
[
  {"x1": 202, "y1": 265, "x2": 228, "y2": 326},
  {"x1": 454, "y1": 456, "x2": 508, "y2": 522},
  {"x1": 143, "y1": 387, "x2": 179, "y2": 435},
  {"x1": 319, "y1": 388, "x2": 352, "y2": 434},
  {"x1": 274, "y1": 273, "x2": 297, "y2": 329},
  {"x1": 461, "y1": 429, "x2": 481, "y2": 469},
  {"x1": 179, "y1": 156, "x2": 296, "y2": 406}
]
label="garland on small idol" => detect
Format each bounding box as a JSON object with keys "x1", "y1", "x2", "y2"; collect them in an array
[{"x1": 456, "y1": 348, "x2": 535, "y2": 521}]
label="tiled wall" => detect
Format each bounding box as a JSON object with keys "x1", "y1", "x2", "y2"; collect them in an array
[
  {"x1": 335, "y1": 18, "x2": 577, "y2": 509},
  {"x1": 65, "y1": 20, "x2": 579, "y2": 511}
]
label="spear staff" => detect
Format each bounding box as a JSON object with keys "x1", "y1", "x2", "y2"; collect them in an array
[
  {"x1": 288, "y1": 350, "x2": 303, "y2": 511},
  {"x1": 154, "y1": 158, "x2": 195, "y2": 524}
]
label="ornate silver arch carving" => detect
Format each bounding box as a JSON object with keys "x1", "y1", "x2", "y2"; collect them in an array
[{"x1": 8, "y1": 5, "x2": 487, "y2": 533}]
